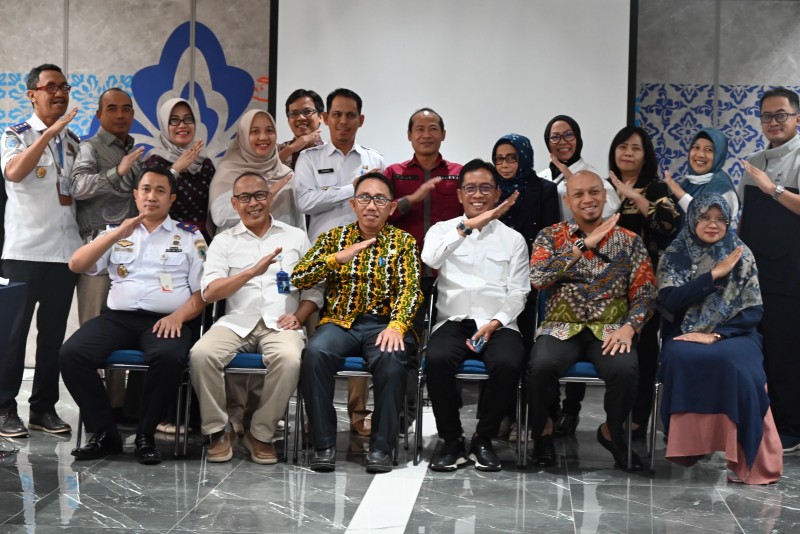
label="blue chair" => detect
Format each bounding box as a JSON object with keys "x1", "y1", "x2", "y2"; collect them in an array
[{"x1": 75, "y1": 349, "x2": 192, "y2": 458}]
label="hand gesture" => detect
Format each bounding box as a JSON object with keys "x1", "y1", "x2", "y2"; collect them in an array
[
  {"x1": 249, "y1": 247, "x2": 283, "y2": 277},
  {"x1": 711, "y1": 246, "x2": 742, "y2": 280},
  {"x1": 375, "y1": 326, "x2": 405, "y2": 352},
  {"x1": 271, "y1": 171, "x2": 294, "y2": 196},
  {"x1": 408, "y1": 177, "x2": 442, "y2": 204},
  {"x1": 466, "y1": 320, "x2": 501, "y2": 352},
  {"x1": 741, "y1": 159, "x2": 776, "y2": 195},
  {"x1": 153, "y1": 313, "x2": 184, "y2": 338},
  {"x1": 550, "y1": 153, "x2": 573, "y2": 179},
  {"x1": 584, "y1": 213, "x2": 620, "y2": 249},
  {"x1": 48, "y1": 107, "x2": 78, "y2": 137},
  {"x1": 663, "y1": 170, "x2": 687, "y2": 200},
  {"x1": 601, "y1": 324, "x2": 635, "y2": 356},
  {"x1": 466, "y1": 190, "x2": 520, "y2": 232},
  {"x1": 277, "y1": 313, "x2": 302, "y2": 330},
  {"x1": 118, "y1": 146, "x2": 145, "y2": 176},
  {"x1": 296, "y1": 130, "x2": 321, "y2": 150},
  {"x1": 172, "y1": 140, "x2": 204, "y2": 173},
  {"x1": 609, "y1": 171, "x2": 637, "y2": 200},
  {"x1": 334, "y1": 238, "x2": 376, "y2": 265},
  {"x1": 115, "y1": 213, "x2": 147, "y2": 240}
]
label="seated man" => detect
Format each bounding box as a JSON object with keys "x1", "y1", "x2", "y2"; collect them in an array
[
  {"x1": 189, "y1": 172, "x2": 322, "y2": 465},
  {"x1": 292, "y1": 172, "x2": 422, "y2": 473},
  {"x1": 421, "y1": 159, "x2": 528, "y2": 472},
  {"x1": 60, "y1": 166, "x2": 206, "y2": 465},
  {"x1": 527, "y1": 171, "x2": 656, "y2": 470}
]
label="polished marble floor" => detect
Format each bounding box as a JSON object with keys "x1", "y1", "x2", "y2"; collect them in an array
[{"x1": 1, "y1": 374, "x2": 798, "y2": 533}]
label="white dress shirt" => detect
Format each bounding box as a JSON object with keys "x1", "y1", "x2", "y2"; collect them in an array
[
  {"x1": 201, "y1": 218, "x2": 324, "y2": 338},
  {"x1": 421, "y1": 216, "x2": 530, "y2": 333},
  {"x1": 539, "y1": 158, "x2": 621, "y2": 220},
  {"x1": 91, "y1": 216, "x2": 205, "y2": 314},
  {"x1": 292, "y1": 142, "x2": 385, "y2": 240}
]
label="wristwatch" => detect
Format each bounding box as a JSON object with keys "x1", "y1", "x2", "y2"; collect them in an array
[
  {"x1": 574, "y1": 238, "x2": 588, "y2": 252},
  {"x1": 773, "y1": 184, "x2": 786, "y2": 200},
  {"x1": 169, "y1": 167, "x2": 180, "y2": 179},
  {"x1": 456, "y1": 221, "x2": 473, "y2": 236}
]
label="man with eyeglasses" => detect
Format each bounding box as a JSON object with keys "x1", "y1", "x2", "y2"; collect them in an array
[
  {"x1": 278, "y1": 89, "x2": 325, "y2": 169},
  {"x1": 738, "y1": 87, "x2": 800, "y2": 453},
  {"x1": 0, "y1": 64, "x2": 82, "y2": 437},
  {"x1": 292, "y1": 172, "x2": 422, "y2": 473},
  {"x1": 189, "y1": 172, "x2": 322, "y2": 464},
  {"x1": 421, "y1": 159, "x2": 528, "y2": 472}
]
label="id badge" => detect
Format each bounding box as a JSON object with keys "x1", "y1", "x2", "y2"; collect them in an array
[
  {"x1": 276, "y1": 270, "x2": 291, "y2": 294},
  {"x1": 57, "y1": 174, "x2": 72, "y2": 206},
  {"x1": 159, "y1": 272, "x2": 174, "y2": 292}
]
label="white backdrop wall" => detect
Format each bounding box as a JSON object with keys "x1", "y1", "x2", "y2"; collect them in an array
[{"x1": 277, "y1": 0, "x2": 631, "y2": 174}]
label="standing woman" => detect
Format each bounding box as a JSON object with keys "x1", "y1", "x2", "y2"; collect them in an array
[
  {"x1": 208, "y1": 109, "x2": 301, "y2": 234},
  {"x1": 663, "y1": 128, "x2": 739, "y2": 226},
  {"x1": 608, "y1": 125, "x2": 680, "y2": 438},
  {"x1": 144, "y1": 98, "x2": 215, "y2": 239}
]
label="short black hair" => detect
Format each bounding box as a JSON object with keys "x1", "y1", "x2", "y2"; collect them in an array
[
  {"x1": 760, "y1": 87, "x2": 800, "y2": 113},
  {"x1": 407, "y1": 107, "x2": 444, "y2": 132},
  {"x1": 326, "y1": 88, "x2": 362, "y2": 114},
  {"x1": 97, "y1": 88, "x2": 132, "y2": 112},
  {"x1": 608, "y1": 125, "x2": 658, "y2": 184},
  {"x1": 136, "y1": 165, "x2": 177, "y2": 194},
  {"x1": 354, "y1": 172, "x2": 395, "y2": 198},
  {"x1": 26, "y1": 63, "x2": 63, "y2": 90},
  {"x1": 285, "y1": 89, "x2": 324, "y2": 116},
  {"x1": 458, "y1": 158, "x2": 501, "y2": 187},
  {"x1": 232, "y1": 172, "x2": 268, "y2": 189}
]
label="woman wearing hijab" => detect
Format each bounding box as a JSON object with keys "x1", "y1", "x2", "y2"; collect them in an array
[
  {"x1": 144, "y1": 97, "x2": 215, "y2": 239},
  {"x1": 208, "y1": 109, "x2": 303, "y2": 233},
  {"x1": 607, "y1": 125, "x2": 680, "y2": 439},
  {"x1": 538, "y1": 114, "x2": 620, "y2": 220},
  {"x1": 664, "y1": 128, "x2": 739, "y2": 226},
  {"x1": 656, "y1": 192, "x2": 782, "y2": 484}
]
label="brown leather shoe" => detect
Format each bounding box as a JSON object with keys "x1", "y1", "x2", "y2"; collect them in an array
[
  {"x1": 350, "y1": 413, "x2": 372, "y2": 437},
  {"x1": 244, "y1": 431, "x2": 278, "y2": 464},
  {"x1": 207, "y1": 428, "x2": 234, "y2": 462}
]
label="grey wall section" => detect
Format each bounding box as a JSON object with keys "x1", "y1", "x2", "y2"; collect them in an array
[{"x1": 636, "y1": 0, "x2": 800, "y2": 183}]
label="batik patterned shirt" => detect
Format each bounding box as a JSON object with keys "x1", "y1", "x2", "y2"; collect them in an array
[{"x1": 530, "y1": 220, "x2": 656, "y2": 341}]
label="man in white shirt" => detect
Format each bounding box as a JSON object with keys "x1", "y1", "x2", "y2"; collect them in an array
[
  {"x1": 189, "y1": 172, "x2": 322, "y2": 465},
  {"x1": 0, "y1": 63, "x2": 82, "y2": 438},
  {"x1": 277, "y1": 89, "x2": 324, "y2": 169},
  {"x1": 421, "y1": 159, "x2": 529, "y2": 472}
]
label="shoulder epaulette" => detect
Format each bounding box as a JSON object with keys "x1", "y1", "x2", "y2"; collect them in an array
[
  {"x1": 9, "y1": 122, "x2": 30, "y2": 134},
  {"x1": 177, "y1": 221, "x2": 199, "y2": 233}
]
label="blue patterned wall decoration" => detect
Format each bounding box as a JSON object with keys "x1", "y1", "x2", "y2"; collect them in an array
[{"x1": 638, "y1": 83, "x2": 800, "y2": 186}]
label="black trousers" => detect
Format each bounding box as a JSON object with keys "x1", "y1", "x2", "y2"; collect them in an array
[
  {"x1": 0, "y1": 260, "x2": 77, "y2": 413},
  {"x1": 426, "y1": 319, "x2": 524, "y2": 441},
  {"x1": 762, "y1": 292, "x2": 800, "y2": 437},
  {"x1": 301, "y1": 314, "x2": 415, "y2": 453},
  {"x1": 59, "y1": 310, "x2": 190, "y2": 435},
  {"x1": 527, "y1": 329, "x2": 638, "y2": 448}
]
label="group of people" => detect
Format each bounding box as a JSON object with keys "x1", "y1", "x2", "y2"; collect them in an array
[{"x1": 0, "y1": 63, "x2": 798, "y2": 483}]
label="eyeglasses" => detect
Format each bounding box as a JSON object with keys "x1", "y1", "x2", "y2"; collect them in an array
[
  {"x1": 460, "y1": 184, "x2": 497, "y2": 196},
  {"x1": 287, "y1": 108, "x2": 319, "y2": 119},
  {"x1": 233, "y1": 190, "x2": 270, "y2": 203},
  {"x1": 760, "y1": 112, "x2": 797, "y2": 124},
  {"x1": 697, "y1": 214, "x2": 728, "y2": 225},
  {"x1": 353, "y1": 193, "x2": 392, "y2": 207},
  {"x1": 548, "y1": 131, "x2": 576, "y2": 144},
  {"x1": 34, "y1": 83, "x2": 71, "y2": 94},
  {"x1": 168, "y1": 116, "x2": 195, "y2": 126},
  {"x1": 494, "y1": 155, "x2": 518, "y2": 165}
]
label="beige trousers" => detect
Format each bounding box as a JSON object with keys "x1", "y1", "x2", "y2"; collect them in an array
[{"x1": 190, "y1": 321, "x2": 303, "y2": 443}]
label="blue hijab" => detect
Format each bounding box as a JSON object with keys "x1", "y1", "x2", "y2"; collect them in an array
[
  {"x1": 680, "y1": 128, "x2": 737, "y2": 202},
  {"x1": 491, "y1": 133, "x2": 536, "y2": 201},
  {"x1": 657, "y1": 192, "x2": 761, "y2": 333}
]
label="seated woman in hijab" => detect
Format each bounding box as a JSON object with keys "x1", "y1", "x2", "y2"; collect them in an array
[
  {"x1": 656, "y1": 192, "x2": 782, "y2": 484},
  {"x1": 144, "y1": 97, "x2": 215, "y2": 240},
  {"x1": 663, "y1": 128, "x2": 739, "y2": 226},
  {"x1": 208, "y1": 109, "x2": 303, "y2": 234}
]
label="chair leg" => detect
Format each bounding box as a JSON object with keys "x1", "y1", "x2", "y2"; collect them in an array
[
  {"x1": 282, "y1": 401, "x2": 290, "y2": 462},
  {"x1": 76, "y1": 413, "x2": 84, "y2": 449},
  {"x1": 403, "y1": 395, "x2": 409, "y2": 451},
  {"x1": 626, "y1": 411, "x2": 633, "y2": 471},
  {"x1": 649, "y1": 380, "x2": 661, "y2": 474},
  {"x1": 173, "y1": 377, "x2": 185, "y2": 458},
  {"x1": 182, "y1": 380, "x2": 191, "y2": 458},
  {"x1": 515, "y1": 379, "x2": 526, "y2": 468},
  {"x1": 413, "y1": 373, "x2": 424, "y2": 466},
  {"x1": 293, "y1": 389, "x2": 303, "y2": 464}
]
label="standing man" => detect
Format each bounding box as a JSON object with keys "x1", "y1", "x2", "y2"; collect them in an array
[
  {"x1": 293, "y1": 88, "x2": 385, "y2": 436},
  {"x1": 527, "y1": 171, "x2": 656, "y2": 471},
  {"x1": 70, "y1": 87, "x2": 143, "y2": 325},
  {"x1": 292, "y1": 173, "x2": 422, "y2": 473},
  {"x1": 0, "y1": 64, "x2": 82, "y2": 437},
  {"x1": 60, "y1": 166, "x2": 206, "y2": 465},
  {"x1": 739, "y1": 87, "x2": 800, "y2": 452},
  {"x1": 421, "y1": 160, "x2": 527, "y2": 472},
  {"x1": 278, "y1": 89, "x2": 324, "y2": 169},
  {"x1": 190, "y1": 172, "x2": 322, "y2": 465}
]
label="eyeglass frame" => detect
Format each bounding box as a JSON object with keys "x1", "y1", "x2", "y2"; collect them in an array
[
  {"x1": 168, "y1": 116, "x2": 196, "y2": 126},
  {"x1": 493, "y1": 154, "x2": 518, "y2": 165},
  {"x1": 548, "y1": 131, "x2": 576, "y2": 144},
  {"x1": 34, "y1": 83, "x2": 71, "y2": 95},
  {"x1": 233, "y1": 190, "x2": 270, "y2": 204},
  {"x1": 287, "y1": 108, "x2": 319, "y2": 119},
  {"x1": 696, "y1": 214, "x2": 729, "y2": 225},
  {"x1": 759, "y1": 112, "x2": 798, "y2": 124},
  {"x1": 460, "y1": 184, "x2": 497, "y2": 196},
  {"x1": 353, "y1": 193, "x2": 392, "y2": 207}
]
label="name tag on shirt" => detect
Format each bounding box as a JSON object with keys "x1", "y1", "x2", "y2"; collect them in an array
[{"x1": 317, "y1": 168, "x2": 334, "y2": 174}]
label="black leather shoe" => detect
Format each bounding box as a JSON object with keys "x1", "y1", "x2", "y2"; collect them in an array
[
  {"x1": 532, "y1": 434, "x2": 556, "y2": 467},
  {"x1": 596, "y1": 425, "x2": 643, "y2": 471},
  {"x1": 429, "y1": 438, "x2": 469, "y2": 472},
  {"x1": 0, "y1": 410, "x2": 28, "y2": 438},
  {"x1": 72, "y1": 431, "x2": 123, "y2": 460},
  {"x1": 468, "y1": 436, "x2": 501, "y2": 472},
  {"x1": 310, "y1": 446, "x2": 336, "y2": 472},
  {"x1": 553, "y1": 413, "x2": 579, "y2": 437},
  {"x1": 134, "y1": 434, "x2": 162, "y2": 465},
  {"x1": 28, "y1": 411, "x2": 71, "y2": 434},
  {"x1": 365, "y1": 450, "x2": 393, "y2": 473}
]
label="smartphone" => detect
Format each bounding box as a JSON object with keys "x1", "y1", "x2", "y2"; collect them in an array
[{"x1": 468, "y1": 335, "x2": 487, "y2": 353}]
